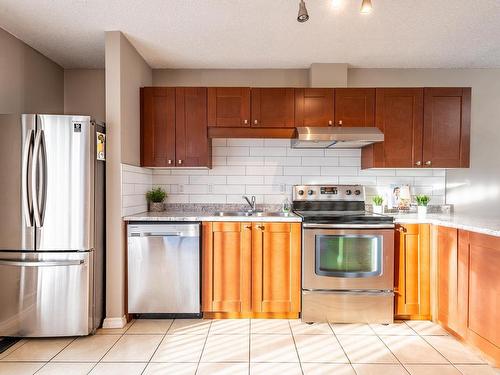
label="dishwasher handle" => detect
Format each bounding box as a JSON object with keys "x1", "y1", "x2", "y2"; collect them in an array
[
  {"x1": 128, "y1": 223, "x2": 200, "y2": 238},
  {"x1": 130, "y1": 232, "x2": 183, "y2": 237}
]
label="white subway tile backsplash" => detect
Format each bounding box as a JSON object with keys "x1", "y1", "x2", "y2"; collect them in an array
[
  {"x1": 264, "y1": 139, "x2": 291, "y2": 147},
  {"x1": 209, "y1": 166, "x2": 246, "y2": 175},
  {"x1": 227, "y1": 139, "x2": 264, "y2": 147},
  {"x1": 249, "y1": 147, "x2": 288, "y2": 157},
  {"x1": 285, "y1": 166, "x2": 321, "y2": 176},
  {"x1": 213, "y1": 184, "x2": 246, "y2": 194},
  {"x1": 171, "y1": 169, "x2": 209, "y2": 175},
  {"x1": 227, "y1": 156, "x2": 264, "y2": 165},
  {"x1": 227, "y1": 175, "x2": 265, "y2": 185},
  {"x1": 301, "y1": 176, "x2": 339, "y2": 184},
  {"x1": 212, "y1": 156, "x2": 226, "y2": 166},
  {"x1": 339, "y1": 176, "x2": 377, "y2": 185},
  {"x1": 321, "y1": 167, "x2": 358, "y2": 176},
  {"x1": 121, "y1": 164, "x2": 152, "y2": 216},
  {"x1": 301, "y1": 157, "x2": 339, "y2": 166},
  {"x1": 325, "y1": 149, "x2": 361, "y2": 157},
  {"x1": 286, "y1": 148, "x2": 325, "y2": 157},
  {"x1": 264, "y1": 157, "x2": 301, "y2": 166},
  {"x1": 153, "y1": 175, "x2": 189, "y2": 185},
  {"x1": 189, "y1": 195, "x2": 226, "y2": 203},
  {"x1": 264, "y1": 176, "x2": 302, "y2": 185},
  {"x1": 212, "y1": 139, "x2": 227, "y2": 146},
  {"x1": 247, "y1": 166, "x2": 283, "y2": 175},
  {"x1": 213, "y1": 146, "x2": 249, "y2": 156},
  {"x1": 181, "y1": 185, "x2": 209, "y2": 194},
  {"x1": 189, "y1": 175, "x2": 226, "y2": 184},
  {"x1": 396, "y1": 169, "x2": 434, "y2": 177},
  {"x1": 338, "y1": 157, "x2": 361, "y2": 167},
  {"x1": 246, "y1": 185, "x2": 283, "y2": 194}
]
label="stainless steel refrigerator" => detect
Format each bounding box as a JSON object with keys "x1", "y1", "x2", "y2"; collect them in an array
[{"x1": 0, "y1": 114, "x2": 105, "y2": 337}]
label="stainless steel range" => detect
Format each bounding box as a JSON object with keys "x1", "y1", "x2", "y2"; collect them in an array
[{"x1": 293, "y1": 185, "x2": 395, "y2": 324}]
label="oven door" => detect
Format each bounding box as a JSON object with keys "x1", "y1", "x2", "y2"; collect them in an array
[{"x1": 303, "y1": 225, "x2": 394, "y2": 291}]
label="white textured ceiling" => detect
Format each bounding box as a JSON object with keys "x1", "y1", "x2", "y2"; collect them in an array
[{"x1": 1, "y1": 0, "x2": 500, "y2": 69}]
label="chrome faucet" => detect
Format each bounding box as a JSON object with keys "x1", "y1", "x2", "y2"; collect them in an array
[{"x1": 242, "y1": 195, "x2": 257, "y2": 212}]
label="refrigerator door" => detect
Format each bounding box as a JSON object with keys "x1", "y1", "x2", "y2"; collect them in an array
[
  {"x1": 0, "y1": 115, "x2": 36, "y2": 251},
  {"x1": 35, "y1": 115, "x2": 94, "y2": 251},
  {"x1": 0, "y1": 251, "x2": 93, "y2": 337}
]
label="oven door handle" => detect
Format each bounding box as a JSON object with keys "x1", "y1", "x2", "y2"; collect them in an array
[{"x1": 302, "y1": 223, "x2": 395, "y2": 229}]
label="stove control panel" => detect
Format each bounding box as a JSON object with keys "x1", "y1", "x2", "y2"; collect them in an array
[{"x1": 293, "y1": 185, "x2": 365, "y2": 202}]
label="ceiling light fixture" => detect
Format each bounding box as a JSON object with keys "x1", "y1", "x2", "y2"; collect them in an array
[
  {"x1": 297, "y1": 0, "x2": 309, "y2": 22},
  {"x1": 360, "y1": 0, "x2": 373, "y2": 14}
]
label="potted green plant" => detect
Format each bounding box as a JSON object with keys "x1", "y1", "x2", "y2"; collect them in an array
[
  {"x1": 372, "y1": 195, "x2": 384, "y2": 214},
  {"x1": 415, "y1": 195, "x2": 430, "y2": 216},
  {"x1": 146, "y1": 187, "x2": 167, "y2": 212}
]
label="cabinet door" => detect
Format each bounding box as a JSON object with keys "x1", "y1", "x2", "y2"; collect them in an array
[
  {"x1": 423, "y1": 88, "x2": 471, "y2": 168},
  {"x1": 141, "y1": 87, "x2": 176, "y2": 167},
  {"x1": 334, "y1": 88, "x2": 375, "y2": 127},
  {"x1": 362, "y1": 89, "x2": 423, "y2": 168},
  {"x1": 295, "y1": 88, "x2": 334, "y2": 127},
  {"x1": 208, "y1": 87, "x2": 250, "y2": 127},
  {"x1": 175, "y1": 87, "x2": 211, "y2": 168},
  {"x1": 251, "y1": 88, "x2": 295, "y2": 128},
  {"x1": 252, "y1": 223, "x2": 301, "y2": 313},
  {"x1": 202, "y1": 222, "x2": 252, "y2": 313},
  {"x1": 394, "y1": 224, "x2": 430, "y2": 319}
]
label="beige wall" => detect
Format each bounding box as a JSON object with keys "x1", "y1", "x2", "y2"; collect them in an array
[
  {"x1": 105, "y1": 31, "x2": 152, "y2": 323},
  {"x1": 0, "y1": 27, "x2": 63, "y2": 114},
  {"x1": 348, "y1": 68, "x2": 500, "y2": 218},
  {"x1": 64, "y1": 69, "x2": 105, "y2": 122}
]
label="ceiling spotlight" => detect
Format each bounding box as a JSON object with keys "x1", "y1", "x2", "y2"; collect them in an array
[
  {"x1": 297, "y1": 0, "x2": 309, "y2": 22},
  {"x1": 360, "y1": 0, "x2": 373, "y2": 13}
]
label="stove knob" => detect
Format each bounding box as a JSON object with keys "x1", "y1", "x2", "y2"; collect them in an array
[
  {"x1": 298, "y1": 189, "x2": 305, "y2": 196},
  {"x1": 345, "y1": 189, "x2": 352, "y2": 195},
  {"x1": 307, "y1": 190, "x2": 315, "y2": 196},
  {"x1": 354, "y1": 189, "x2": 361, "y2": 195}
]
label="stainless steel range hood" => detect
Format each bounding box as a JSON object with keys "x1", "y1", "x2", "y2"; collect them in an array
[{"x1": 291, "y1": 127, "x2": 384, "y2": 149}]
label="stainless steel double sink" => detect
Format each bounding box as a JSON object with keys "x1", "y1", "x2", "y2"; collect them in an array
[{"x1": 214, "y1": 211, "x2": 291, "y2": 217}]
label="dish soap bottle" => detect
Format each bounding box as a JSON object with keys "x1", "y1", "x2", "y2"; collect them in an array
[{"x1": 281, "y1": 196, "x2": 292, "y2": 215}]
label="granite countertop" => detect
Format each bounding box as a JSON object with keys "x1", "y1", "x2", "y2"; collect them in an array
[
  {"x1": 391, "y1": 213, "x2": 500, "y2": 237},
  {"x1": 124, "y1": 210, "x2": 302, "y2": 223}
]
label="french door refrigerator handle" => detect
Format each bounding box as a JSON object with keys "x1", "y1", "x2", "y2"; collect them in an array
[
  {"x1": 0, "y1": 259, "x2": 85, "y2": 267},
  {"x1": 22, "y1": 129, "x2": 35, "y2": 227},
  {"x1": 32, "y1": 129, "x2": 42, "y2": 227},
  {"x1": 39, "y1": 130, "x2": 47, "y2": 226}
]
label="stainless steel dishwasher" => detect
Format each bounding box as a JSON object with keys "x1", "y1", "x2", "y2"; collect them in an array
[{"x1": 127, "y1": 223, "x2": 200, "y2": 314}]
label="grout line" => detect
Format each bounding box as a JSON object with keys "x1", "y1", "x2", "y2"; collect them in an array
[
  {"x1": 329, "y1": 322, "x2": 353, "y2": 369},
  {"x1": 32, "y1": 337, "x2": 77, "y2": 374},
  {"x1": 194, "y1": 318, "x2": 212, "y2": 375},
  {"x1": 288, "y1": 319, "x2": 305, "y2": 375}
]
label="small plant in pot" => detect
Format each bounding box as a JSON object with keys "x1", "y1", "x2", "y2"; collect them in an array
[
  {"x1": 146, "y1": 187, "x2": 167, "y2": 212},
  {"x1": 415, "y1": 195, "x2": 430, "y2": 216},
  {"x1": 372, "y1": 195, "x2": 384, "y2": 214}
]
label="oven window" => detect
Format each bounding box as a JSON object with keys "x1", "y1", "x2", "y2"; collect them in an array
[{"x1": 315, "y1": 235, "x2": 382, "y2": 278}]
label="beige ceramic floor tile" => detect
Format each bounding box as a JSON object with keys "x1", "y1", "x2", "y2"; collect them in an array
[
  {"x1": 0, "y1": 362, "x2": 44, "y2": 375},
  {"x1": 455, "y1": 365, "x2": 500, "y2": 375},
  {"x1": 251, "y1": 319, "x2": 291, "y2": 334},
  {"x1": 151, "y1": 334, "x2": 206, "y2": 362},
  {"x1": 167, "y1": 319, "x2": 211, "y2": 335},
  {"x1": 36, "y1": 362, "x2": 96, "y2": 375},
  {"x1": 370, "y1": 321, "x2": 417, "y2": 335},
  {"x1": 142, "y1": 362, "x2": 198, "y2": 375},
  {"x1": 201, "y1": 334, "x2": 249, "y2": 362},
  {"x1": 101, "y1": 334, "x2": 162, "y2": 362},
  {"x1": 250, "y1": 362, "x2": 302, "y2": 375},
  {"x1": 337, "y1": 335, "x2": 398, "y2": 364},
  {"x1": 405, "y1": 364, "x2": 461, "y2": 375},
  {"x1": 89, "y1": 362, "x2": 147, "y2": 375},
  {"x1": 197, "y1": 362, "x2": 249, "y2": 375},
  {"x1": 294, "y1": 334, "x2": 348, "y2": 363},
  {"x1": 331, "y1": 323, "x2": 375, "y2": 335},
  {"x1": 250, "y1": 334, "x2": 299, "y2": 362},
  {"x1": 290, "y1": 320, "x2": 333, "y2": 335},
  {"x1": 405, "y1": 321, "x2": 449, "y2": 336},
  {"x1": 96, "y1": 320, "x2": 134, "y2": 335},
  {"x1": 381, "y1": 335, "x2": 448, "y2": 364},
  {"x1": 52, "y1": 334, "x2": 121, "y2": 362},
  {"x1": 210, "y1": 319, "x2": 250, "y2": 335},
  {"x1": 126, "y1": 319, "x2": 173, "y2": 334},
  {"x1": 0, "y1": 340, "x2": 27, "y2": 360},
  {"x1": 424, "y1": 336, "x2": 486, "y2": 364},
  {"x1": 353, "y1": 364, "x2": 409, "y2": 375},
  {"x1": 1, "y1": 338, "x2": 73, "y2": 361},
  {"x1": 302, "y1": 363, "x2": 356, "y2": 375}
]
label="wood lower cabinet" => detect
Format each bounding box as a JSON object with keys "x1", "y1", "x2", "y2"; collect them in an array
[
  {"x1": 208, "y1": 87, "x2": 250, "y2": 127},
  {"x1": 251, "y1": 88, "x2": 295, "y2": 128},
  {"x1": 295, "y1": 88, "x2": 334, "y2": 127},
  {"x1": 141, "y1": 87, "x2": 211, "y2": 168},
  {"x1": 334, "y1": 88, "x2": 375, "y2": 127},
  {"x1": 394, "y1": 224, "x2": 430, "y2": 319},
  {"x1": 202, "y1": 221, "x2": 301, "y2": 317}
]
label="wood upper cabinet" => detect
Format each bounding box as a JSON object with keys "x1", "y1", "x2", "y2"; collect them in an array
[
  {"x1": 295, "y1": 88, "x2": 334, "y2": 127},
  {"x1": 251, "y1": 88, "x2": 295, "y2": 128},
  {"x1": 202, "y1": 221, "x2": 301, "y2": 315},
  {"x1": 362, "y1": 88, "x2": 424, "y2": 168},
  {"x1": 208, "y1": 87, "x2": 250, "y2": 127},
  {"x1": 141, "y1": 87, "x2": 211, "y2": 168},
  {"x1": 141, "y1": 87, "x2": 176, "y2": 167},
  {"x1": 394, "y1": 224, "x2": 430, "y2": 320},
  {"x1": 175, "y1": 87, "x2": 211, "y2": 168},
  {"x1": 252, "y1": 223, "x2": 301, "y2": 313},
  {"x1": 202, "y1": 222, "x2": 252, "y2": 313},
  {"x1": 423, "y1": 88, "x2": 471, "y2": 168},
  {"x1": 334, "y1": 88, "x2": 375, "y2": 127}
]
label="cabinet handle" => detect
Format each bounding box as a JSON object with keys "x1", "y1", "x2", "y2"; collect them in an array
[
  {"x1": 244, "y1": 225, "x2": 252, "y2": 229},
  {"x1": 254, "y1": 120, "x2": 258, "y2": 125},
  {"x1": 257, "y1": 225, "x2": 265, "y2": 230},
  {"x1": 328, "y1": 120, "x2": 333, "y2": 126},
  {"x1": 168, "y1": 159, "x2": 172, "y2": 165},
  {"x1": 338, "y1": 120, "x2": 343, "y2": 126},
  {"x1": 425, "y1": 161, "x2": 432, "y2": 166},
  {"x1": 415, "y1": 161, "x2": 422, "y2": 166},
  {"x1": 397, "y1": 226, "x2": 407, "y2": 233},
  {"x1": 243, "y1": 119, "x2": 248, "y2": 125},
  {"x1": 178, "y1": 159, "x2": 183, "y2": 165}
]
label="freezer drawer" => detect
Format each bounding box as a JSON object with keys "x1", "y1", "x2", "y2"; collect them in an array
[
  {"x1": 0, "y1": 251, "x2": 93, "y2": 337},
  {"x1": 127, "y1": 223, "x2": 200, "y2": 314}
]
